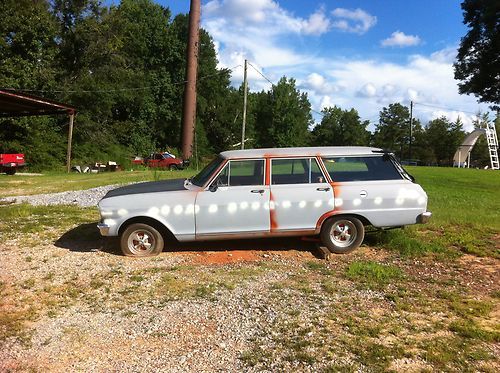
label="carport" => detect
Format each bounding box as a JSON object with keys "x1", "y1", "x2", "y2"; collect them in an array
[{"x1": 0, "y1": 89, "x2": 76, "y2": 172}]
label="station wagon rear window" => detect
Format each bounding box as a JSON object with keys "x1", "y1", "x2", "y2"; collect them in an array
[{"x1": 322, "y1": 156, "x2": 402, "y2": 181}]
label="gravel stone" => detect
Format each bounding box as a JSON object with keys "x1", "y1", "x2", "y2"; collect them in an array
[{"x1": 0, "y1": 184, "x2": 120, "y2": 207}]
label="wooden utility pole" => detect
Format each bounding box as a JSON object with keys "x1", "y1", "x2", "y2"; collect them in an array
[
  {"x1": 181, "y1": 0, "x2": 201, "y2": 160},
  {"x1": 241, "y1": 59, "x2": 248, "y2": 150}
]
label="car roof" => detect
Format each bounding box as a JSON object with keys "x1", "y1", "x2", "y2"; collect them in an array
[{"x1": 219, "y1": 146, "x2": 384, "y2": 159}]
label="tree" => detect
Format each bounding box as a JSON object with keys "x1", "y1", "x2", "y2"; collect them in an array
[
  {"x1": 425, "y1": 116, "x2": 465, "y2": 166},
  {"x1": 373, "y1": 103, "x2": 410, "y2": 159},
  {"x1": 253, "y1": 77, "x2": 312, "y2": 148},
  {"x1": 311, "y1": 106, "x2": 370, "y2": 146},
  {"x1": 454, "y1": 0, "x2": 500, "y2": 108},
  {"x1": 0, "y1": 0, "x2": 59, "y2": 90}
]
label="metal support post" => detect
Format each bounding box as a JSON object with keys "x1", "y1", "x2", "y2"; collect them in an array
[
  {"x1": 241, "y1": 59, "x2": 248, "y2": 150},
  {"x1": 66, "y1": 112, "x2": 74, "y2": 173}
]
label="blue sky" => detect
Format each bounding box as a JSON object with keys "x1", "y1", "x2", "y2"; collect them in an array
[{"x1": 157, "y1": 0, "x2": 490, "y2": 131}]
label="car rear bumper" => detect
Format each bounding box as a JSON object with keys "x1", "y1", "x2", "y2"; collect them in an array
[
  {"x1": 97, "y1": 223, "x2": 110, "y2": 236},
  {"x1": 417, "y1": 211, "x2": 432, "y2": 224}
]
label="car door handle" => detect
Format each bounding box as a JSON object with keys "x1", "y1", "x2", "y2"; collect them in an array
[
  {"x1": 251, "y1": 189, "x2": 265, "y2": 194},
  {"x1": 316, "y1": 187, "x2": 330, "y2": 192}
]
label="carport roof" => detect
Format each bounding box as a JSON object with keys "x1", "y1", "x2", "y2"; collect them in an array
[{"x1": 0, "y1": 89, "x2": 76, "y2": 117}]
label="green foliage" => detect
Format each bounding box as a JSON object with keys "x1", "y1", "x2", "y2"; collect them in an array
[
  {"x1": 253, "y1": 77, "x2": 312, "y2": 148},
  {"x1": 311, "y1": 106, "x2": 370, "y2": 146},
  {"x1": 425, "y1": 116, "x2": 465, "y2": 165},
  {"x1": 373, "y1": 103, "x2": 411, "y2": 159},
  {"x1": 0, "y1": 0, "x2": 232, "y2": 169},
  {"x1": 454, "y1": 0, "x2": 500, "y2": 108},
  {"x1": 345, "y1": 261, "x2": 403, "y2": 287}
]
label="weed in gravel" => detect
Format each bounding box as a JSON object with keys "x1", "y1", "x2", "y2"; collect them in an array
[
  {"x1": 240, "y1": 346, "x2": 273, "y2": 367},
  {"x1": 419, "y1": 336, "x2": 490, "y2": 370},
  {"x1": 129, "y1": 275, "x2": 145, "y2": 282},
  {"x1": 345, "y1": 261, "x2": 403, "y2": 288},
  {"x1": 21, "y1": 279, "x2": 35, "y2": 289},
  {"x1": 43, "y1": 272, "x2": 55, "y2": 281},
  {"x1": 0, "y1": 310, "x2": 35, "y2": 344},
  {"x1": 438, "y1": 291, "x2": 494, "y2": 318},
  {"x1": 305, "y1": 260, "x2": 333, "y2": 275},
  {"x1": 449, "y1": 319, "x2": 500, "y2": 342}
]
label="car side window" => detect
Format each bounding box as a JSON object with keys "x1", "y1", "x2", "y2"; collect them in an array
[
  {"x1": 212, "y1": 163, "x2": 229, "y2": 187},
  {"x1": 322, "y1": 156, "x2": 403, "y2": 181},
  {"x1": 212, "y1": 159, "x2": 264, "y2": 187},
  {"x1": 271, "y1": 158, "x2": 326, "y2": 185}
]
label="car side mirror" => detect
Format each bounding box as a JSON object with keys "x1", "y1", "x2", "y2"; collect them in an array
[{"x1": 209, "y1": 184, "x2": 218, "y2": 192}]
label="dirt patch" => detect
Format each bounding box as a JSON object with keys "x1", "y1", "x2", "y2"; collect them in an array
[
  {"x1": 185, "y1": 250, "x2": 263, "y2": 265},
  {"x1": 459, "y1": 254, "x2": 500, "y2": 275}
]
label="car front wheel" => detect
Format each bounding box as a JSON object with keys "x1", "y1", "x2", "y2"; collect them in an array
[
  {"x1": 320, "y1": 216, "x2": 364, "y2": 254},
  {"x1": 120, "y1": 223, "x2": 164, "y2": 257}
]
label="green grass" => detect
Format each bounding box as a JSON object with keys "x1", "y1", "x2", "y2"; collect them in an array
[
  {"x1": 381, "y1": 166, "x2": 500, "y2": 258},
  {"x1": 0, "y1": 203, "x2": 97, "y2": 238},
  {"x1": 409, "y1": 166, "x2": 500, "y2": 228},
  {"x1": 345, "y1": 261, "x2": 403, "y2": 288}
]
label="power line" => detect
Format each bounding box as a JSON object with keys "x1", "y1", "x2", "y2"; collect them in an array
[
  {"x1": 2, "y1": 65, "x2": 241, "y2": 95},
  {"x1": 247, "y1": 62, "x2": 275, "y2": 86},
  {"x1": 413, "y1": 101, "x2": 484, "y2": 116},
  {"x1": 247, "y1": 61, "x2": 327, "y2": 119}
]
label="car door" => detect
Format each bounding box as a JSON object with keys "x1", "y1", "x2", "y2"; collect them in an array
[
  {"x1": 270, "y1": 157, "x2": 333, "y2": 231},
  {"x1": 195, "y1": 159, "x2": 270, "y2": 238}
]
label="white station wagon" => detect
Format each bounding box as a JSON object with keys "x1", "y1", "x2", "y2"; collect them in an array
[{"x1": 97, "y1": 147, "x2": 431, "y2": 257}]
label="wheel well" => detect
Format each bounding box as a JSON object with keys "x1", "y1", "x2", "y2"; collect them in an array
[
  {"x1": 118, "y1": 216, "x2": 176, "y2": 241},
  {"x1": 321, "y1": 213, "x2": 371, "y2": 231}
]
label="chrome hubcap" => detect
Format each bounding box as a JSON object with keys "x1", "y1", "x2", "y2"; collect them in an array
[
  {"x1": 128, "y1": 230, "x2": 155, "y2": 254},
  {"x1": 330, "y1": 220, "x2": 356, "y2": 248}
]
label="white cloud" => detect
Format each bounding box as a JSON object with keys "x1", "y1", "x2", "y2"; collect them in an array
[
  {"x1": 300, "y1": 73, "x2": 339, "y2": 94},
  {"x1": 203, "y1": 0, "x2": 330, "y2": 36},
  {"x1": 381, "y1": 31, "x2": 421, "y2": 47},
  {"x1": 201, "y1": 2, "x2": 490, "y2": 133},
  {"x1": 331, "y1": 8, "x2": 377, "y2": 34},
  {"x1": 321, "y1": 50, "x2": 489, "y2": 131},
  {"x1": 357, "y1": 83, "x2": 377, "y2": 97},
  {"x1": 301, "y1": 8, "x2": 331, "y2": 35}
]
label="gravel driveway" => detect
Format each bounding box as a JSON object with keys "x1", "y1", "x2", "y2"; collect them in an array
[
  {"x1": 0, "y1": 184, "x2": 119, "y2": 207},
  {"x1": 1, "y1": 187, "x2": 499, "y2": 372}
]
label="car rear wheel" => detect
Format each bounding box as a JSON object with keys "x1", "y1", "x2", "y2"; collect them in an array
[
  {"x1": 120, "y1": 223, "x2": 164, "y2": 257},
  {"x1": 320, "y1": 216, "x2": 364, "y2": 254},
  {"x1": 5, "y1": 168, "x2": 16, "y2": 175}
]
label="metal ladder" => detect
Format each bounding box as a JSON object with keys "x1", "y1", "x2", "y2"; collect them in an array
[{"x1": 485, "y1": 122, "x2": 499, "y2": 170}]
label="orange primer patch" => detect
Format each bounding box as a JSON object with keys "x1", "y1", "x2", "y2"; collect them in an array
[{"x1": 269, "y1": 191, "x2": 278, "y2": 231}]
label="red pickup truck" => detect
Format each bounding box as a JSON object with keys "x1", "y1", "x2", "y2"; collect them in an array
[
  {"x1": 0, "y1": 153, "x2": 26, "y2": 175},
  {"x1": 132, "y1": 152, "x2": 187, "y2": 170}
]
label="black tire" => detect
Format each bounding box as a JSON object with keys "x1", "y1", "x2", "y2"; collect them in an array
[
  {"x1": 168, "y1": 164, "x2": 177, "y2": 171},
  {"x1": 120, "y1": 223, "x2": 164, "y2": 257},
  {"x1": 320, "y1": 216, "x2": 364, "y2": 254},
  {"x1": 5, "y1": 168, "x2": 16, "y2": 175}
]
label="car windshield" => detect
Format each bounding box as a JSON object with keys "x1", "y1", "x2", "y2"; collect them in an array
[{"x1": 191, "y1": 156, "x2": 225, "y2": 187}]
